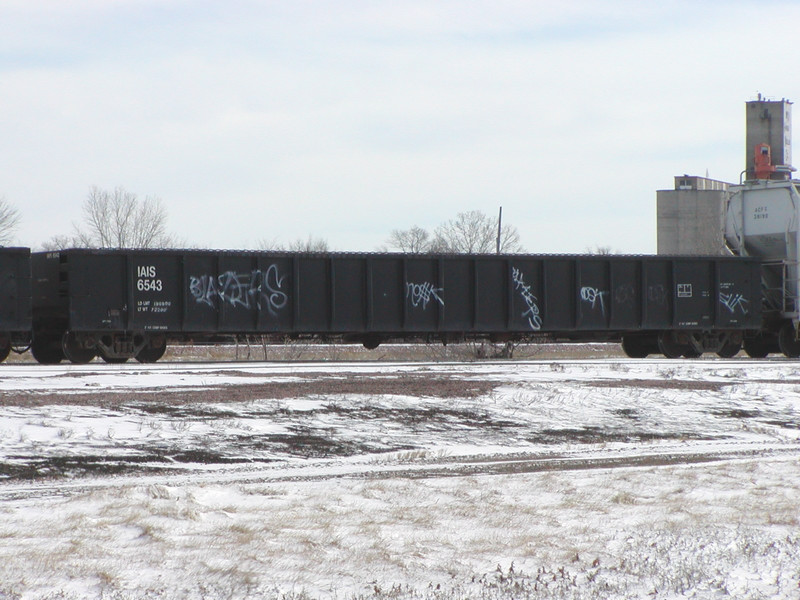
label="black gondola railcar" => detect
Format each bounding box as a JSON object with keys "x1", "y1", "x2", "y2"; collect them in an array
[{"x1": 30, "y1": 249, "x2": 762, "y2": 363}]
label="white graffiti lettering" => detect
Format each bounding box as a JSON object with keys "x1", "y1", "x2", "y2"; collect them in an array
[
  {"x1": 719, "y1": 292, "x2": 749, "y2": 314},
  {"x1": 511, "y1": 267, "x2": 542, "y2": 330},
  {"x1": 189, "y1": 264, "x2": 288, "y2": 316},
  {"x1": 406, "y1": 281, "x2": 444, "y2": 310},
  {"x1": 580, "y1": 286, "x2": 609, "y2": 315}
]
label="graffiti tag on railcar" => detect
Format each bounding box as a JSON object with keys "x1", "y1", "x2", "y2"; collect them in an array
[
  {"x1": 719, "y1": 292, "x2": 749, "y2": 314},
  {"x1": 406, "y1": 281, "x2": 444, "y2": 310},
  {"x1": 189, "y1": 264, "x2": 288, "y2": 316},
  {"x1": 511, "y1": 267, "x2": 542, "y2": 330},
  {"x1": 580, "y1": 286, "x2": 609, "y2": 316}
]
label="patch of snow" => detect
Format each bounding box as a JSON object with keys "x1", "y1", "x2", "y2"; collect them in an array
[{"x1": 0, "y1": 359, "x2": 799, "y2": 598}]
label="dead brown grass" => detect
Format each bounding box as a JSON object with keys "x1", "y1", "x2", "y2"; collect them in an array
[
  {"x1": 2, "y1": 341, "x2": 626, "y2": 364},
  {"x1": 0, "y1": 373, "x2": 499, "y2": 407}
]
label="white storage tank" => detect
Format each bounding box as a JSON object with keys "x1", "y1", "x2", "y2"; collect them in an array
[{"x1": 725, "y1": 180, "x2": 800, "y2": 318}]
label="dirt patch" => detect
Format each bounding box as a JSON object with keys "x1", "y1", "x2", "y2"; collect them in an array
[
  {"x1": 528, "y1": 427, "x2": 718, "y2": 445},
  {"x1": 589, "y1": 378, "x2": 726, "y2": 391},
  {"x1": 0, "y1": 455, "x2": 168, "y2": 480},
  {"x1": 711, "y1": 408, "x2": 761, "y2": 419},
  {"x1": 0, "y1": 374, "x2": 498, "y2": 407},
  {"x1": 245, "y1": 430, "x2": 406, "y2": 459}
]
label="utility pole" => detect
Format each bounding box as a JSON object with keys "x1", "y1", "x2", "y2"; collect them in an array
[{"x1": 496, "y1": 206, "x2": 503, "y2": 254}]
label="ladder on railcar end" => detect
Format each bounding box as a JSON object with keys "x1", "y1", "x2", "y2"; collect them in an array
[{"x1": 763, "y1": 259, "x2": 800, "y2": 321}]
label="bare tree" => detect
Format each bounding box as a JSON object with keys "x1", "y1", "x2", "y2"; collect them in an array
[
  {"x1": 75, "y1": 186, "x2": 174, "y2": 248},
  {"x1": 382, "y1": 211, "x2": 524, "y2": 255},
  {"x1": 431, "y1": 210, "x2": 523, "y2": 253},
  {"x1": 256, "y1": 236, "x2": 284, "y2": 251},
  {"x1": 385, "y1": 226, "x2": 431, "y2": 253},
  {"x1": 255, "y1": 236, "x2": 330, "y2": 252},
  {"x1": 585, "y1": 245, "x2": 615, "y2": 255},
  {"x1": 0, "y1": 197, "x2": 21, "y2": 246},
  {"x1": 41, "y1": 234, "x2": 82, "y2": 251},
  {"x1": 289, "y1": 235, "x2": 329, "y2": 252},
  {"x1": 496, "y1": 220, "x2": 523, "y2": 253}
]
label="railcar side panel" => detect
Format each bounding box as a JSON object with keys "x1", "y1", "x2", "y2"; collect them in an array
[
  {"x1": 368, "y1": 257, "x2": 403, "y2": 332},
  {"x1": 183, "y1": 253, "x2": 219, "y2": 332},
  {"x1": 218, "y1": 254, "x2": 258, "y2": 332},
  {"x1": 256, "y1": 255, "x2": 293, "y2": 333},
  {"x1": 67, "y1": 253, "x2": 127, "y2": 331},
  {"x1": 295, "y1": 257, "x2": 328, "y2": 332},
  {"x1": 673, "y1": 261, "x2": 715, "y2": 328},
  {"x1": 508, "y1": 259, "x2": 543, "y2": 333},
  {"x1": 440, "y1": 258, "x2": 473, "y2": 332},
  {"x1": 0, "y1": 247, "x2": 31, "y2": 336},
  {"x1": 642, "y1": 260, "x2": 671, "y2": 329},
  {"x1": 609, "y1": 260, "x2": 642, "y2": 330},
  {"x1": 716, "y1": 260, "x2": 760, "y2": 328},
  {"x1": 475, "y1": 258, "x2": 506, "y2": 332},
  {"x1": 576, "y1": 259, "x2": 611, "y2": 330},
  {"x1": 542, "y1": 259, "x2": 574, "y2": 331},
  {"x1": 331, "y1": 257, "x2": 366, "y2": 333},
  {"x1": 129, "y1": 252, "x2": 181, "y2": 332},
  {"x1": 404, "y1": 257, "x2": 440, "y2": 332}
]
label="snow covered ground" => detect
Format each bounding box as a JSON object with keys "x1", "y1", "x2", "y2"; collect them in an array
[{"x1": 0, "y1": 358, "x2": 799, "y2": 599}]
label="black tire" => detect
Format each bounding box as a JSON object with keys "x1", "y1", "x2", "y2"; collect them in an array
[
  {"x1": 778, "y1": 322, "x2": 800, "y2": 358},
  {"x1": 31, "y1": 335, "x2": 65, "y2": 364},
  {"x1": 0, "y1": 337, "x2": 10, "y2": 363},
  {"x1": 136, "y1": 343, "x2": 167, "y2": 363},
  {"x1": 62, "y1": 332, "x2": 96, "y2": 364}
]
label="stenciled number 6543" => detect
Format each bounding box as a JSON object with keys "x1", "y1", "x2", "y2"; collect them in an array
[{"x1": 137, "y1": 278, "x2": 163, "y2": 292}]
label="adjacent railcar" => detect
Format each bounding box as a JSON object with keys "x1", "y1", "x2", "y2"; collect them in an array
[
  {"x1": 30, "y1": 249, "x2": 761, "y2": 364},
  {"x1": 0, "y1": 247, "x2": 31, "y2": 362}
]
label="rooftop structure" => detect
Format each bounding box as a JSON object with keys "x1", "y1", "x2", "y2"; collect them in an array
[
  {"x1": 745, "y1": 96, "x2": 793, "y2": 181},
  {"x1": 657, "y1": 176, "x2": 730, "y2": 255}
]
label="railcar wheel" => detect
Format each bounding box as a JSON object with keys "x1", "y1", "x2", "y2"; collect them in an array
[
  {"x1": 62, "y1": 332, "x2": 97, "y2": 364},
  {"x1": 136, "y1": 342, "x2": 167, "y2": 363},
  {"x1": 621, "y1": 334, "x2": 652, "y2": 358},
  {"x1": 743, "y1": 336, "x2": 770, "y2": 358},
  {"x1": 100, "y1": 353, "x2": 128, "y2": 364},
  {"x1": 657, "y1": 332, "x2": 688, "y2": 359},
  {"x1": 31, "y1": 335, "x2": 65, "y2": 364},
  {"x1": 778, "y1": 322, "x2": 800, "y2": 358},
  {"x1": 682, "y1": 347, "x2": 703, "y2": 358},
  {"x1": 716, "y1": 341, "x2": 742, "y2": 358},
  {"x1": 362, "y1": 335, "x2": 382, "y2": 350}
]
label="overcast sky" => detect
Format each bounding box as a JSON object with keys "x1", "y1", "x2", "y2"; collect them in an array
[{"x1": 3, "y1": 0, "x2": 800, "y2": 253}]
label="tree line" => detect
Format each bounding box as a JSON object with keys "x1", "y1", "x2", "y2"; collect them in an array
[
  {"x1": 1, "y1": 187, "x2": 527, "y2": 254},
  {"x1": 383, "y1": 210, "x2": 522, "y2": 254}
]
